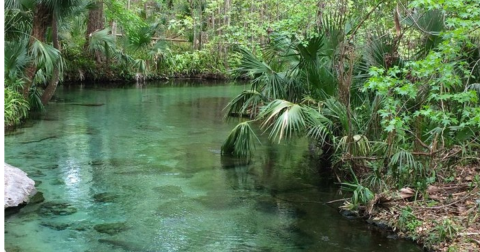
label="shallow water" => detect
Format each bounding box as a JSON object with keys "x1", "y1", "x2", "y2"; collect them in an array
[{"x1": 4, "y1": 81, "x2": 421, "y2": 252}]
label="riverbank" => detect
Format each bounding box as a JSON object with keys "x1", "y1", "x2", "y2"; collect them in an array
[
  {"x1": 349, "y1": 163, "x2": 480, "y2": 251},
  {"x1": 63, "y1": 70, "x2": 231, "y2": 84}
]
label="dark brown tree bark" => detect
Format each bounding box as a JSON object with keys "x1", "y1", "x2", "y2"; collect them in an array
[
  {"x1": 41, "y1": 14, "x2": 60, "y2": 105},
  {"x1": 85, "y1": 0, "x2": 104, "y2": 62},
  {"x1": 23, "y1": 2, "x2": 52, "y2": 98}
]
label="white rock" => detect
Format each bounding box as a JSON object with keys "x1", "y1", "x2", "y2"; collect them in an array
[{"x1": 4, "y1": 163, "x2": 37, "y2": 208}]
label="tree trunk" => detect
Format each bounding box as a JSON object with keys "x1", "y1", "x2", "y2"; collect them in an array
[
  {"x1": 190, "y1": 0, "x2": 197, "y2": 50},
  {"x1": 41, "y1": 14, "x2": 60, "y2": 105},
  {"x1": 111, "y1": 21, "x2": 117, "y2": 40},
  {"x1": 224, "y1": 0, "x2": 230, "y2": 27},
  {"x1": 23, "y1": 2, "x2": 52, "y2": 98},
  {"x1": 85, "y1": 0, "x2": 104, "y2": 62}
]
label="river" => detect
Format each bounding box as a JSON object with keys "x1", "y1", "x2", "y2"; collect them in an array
[{"x1": 4, "y1": 81, "x2": 421, "y2": 252}]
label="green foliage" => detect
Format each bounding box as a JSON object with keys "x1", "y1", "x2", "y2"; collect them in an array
[
  {"x1": 224, "y1": 90, "x2": 267, "y2": 119},
  {"x1": 434, "y1": 219, "x2": 459, "y2": 241},
  {"x1": 342, "y1": 180, "x2": 374, "y2": 207},
  {"x1": 160, "y1": 49, "x2": 226, "y2": 76},
  {"x1": 30, "y1": 39, "x2": 65, "y2": 83},
  {"x1": 4, "y1": 81, "x2": 29, "y2": 127},
  {"x1": 87, "y1": 28, "x2": 116, "y2": 58},
  {"x1": 398, "y1": 207, "x2": 422, "y2": 234},
  {"x1": 105, "y1": 0, "x2": 148, "y2": 44},
  {"x1": 221, "y1": 121, "x2": 260, "y2": 158},
  {"x1": 4, "y1": 38, "x2": 31, "y2": 82}
]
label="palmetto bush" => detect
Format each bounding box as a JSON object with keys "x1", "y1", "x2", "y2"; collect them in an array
[{"x1": 221, "y1": 27, "x2": 355, "y2": 161}]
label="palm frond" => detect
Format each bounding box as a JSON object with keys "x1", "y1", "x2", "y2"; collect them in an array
[
  {"x1": 128, "y1": 23, "x2": 160, "y2": 50},
  {"x1": 5, "y1": 38, "x2": 31, "y2": 81},
  {"x1": 235, "y1": 46, "x2": 288, "y2": 99},
  {"x1": 235, "y1": 46, "x2": 276, "y2": 76},
  {"x1": 28, "y1": 85, "x2": 44, "y2": 111},
  {"x1": 318, "y1": 13, "x2": 346, "y2": 58},
  {"x1": 323, "y1": 98, "x2": 349, "y2": 134},
  {"x1": 338, "y1": 134, "x2": 370, "y2": 156},
  {"x1": 296, "y1": 35, "x2": 325, "y2": 70},
  {"x1": 259, "y1": 100, "x2": 309, "y2": 142},
  {"x1": 30, "y1": 39, "x2": 64, "y2": 78},
  {"x1": 88, "y1": 28, "x2": 116, "y2": 56},
  {"x1": 364, "y1": 33, "x2": 402, "y2": 69},
  {"x1": 134, "y1": 59, "x2": 148, "y2": 74},
  {"x1": 306, "y1": 107, "x2": 334, "y2": 144},
  {"x1": 224, "y1": 90, "x2": 267, "y2": 119},
  {"x1": 4, "y1": 8, "x2": 32, "y2": 40},
  {"x1": 295, "y1": 35, "x2": 339, "y2": 99},
  {"x1": 404, "y1": 9, "x2": 445, "y2": 59},
  {"x1": 221, "y1": 121, "x2": 260, "y2": 158},
  {"x1": 389, "y1": 150, "x2": 417, "y2": 170}
]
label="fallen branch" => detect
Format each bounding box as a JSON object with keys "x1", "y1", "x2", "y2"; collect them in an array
[
  {"x1": 458, "y1": 232, "x2": 480, "y2": 236},
  {"x1": 416, "y1": 188, "x2": 478, "y2": 210},
  {"x1": 327, "y1": 198, "x2": 349, "y2": 204}
]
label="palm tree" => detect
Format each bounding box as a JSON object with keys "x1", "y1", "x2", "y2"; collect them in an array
[{"x1": 5, "y1": 0, "x2": 91, "y2": 105}]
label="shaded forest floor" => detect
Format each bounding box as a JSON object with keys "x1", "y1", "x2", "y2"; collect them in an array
[{"x1": 365, "y1": 164, "x2": 480, "y2": 251}]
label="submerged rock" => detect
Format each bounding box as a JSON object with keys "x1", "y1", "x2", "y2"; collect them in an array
[
  {"x1": 50, "y1": 178, "x2": 65, "y2": 186},
  {"x1": 152, "y1": 185, "x2": 183, "y2": 199},
  {"x1": 94, "y1": 222, "x2": 129, "y2": 235},
  {"x1": 195, "y1": 193, "x2": 242, "y2": 210},
  {"x1": 28, "y1": 170, "x2": 46, "y2": 178},
  {"x1": 38, "y1": 202, "x2": 78, "y2": 216},
  {"x1": 30, "y1": 192, "x2": 45, "y2": 204},
  {"x1": 39, "y1": 164, "x2": 59, "y2": 170},
  {"x1": 98, "y1": 239, "x2": 142, "y2": 251},
  {"x1": 88, "y1": 160, "x2": 104, "y2": 166},
  {"x1": 41, "y1": 221, "x2": 70, "y2": 231},
  {"x1": 93, "y1": 192, "x2": 118, "y2": 203},
  {"x1": 156, "y1": 200, "x2": 202, "y2": 218},
  {"x1": 4, "y1": 163, "x2": 37, "y2": 208}
]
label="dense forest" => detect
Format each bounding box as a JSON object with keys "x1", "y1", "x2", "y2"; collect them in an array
[{"x1": 4, "y1": 0, "x2": 480, "y2": 250}]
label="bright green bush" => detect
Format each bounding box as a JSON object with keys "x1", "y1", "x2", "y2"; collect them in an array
[{"x1": 4, "y1": 81, "x2": 29, "y2": 127}]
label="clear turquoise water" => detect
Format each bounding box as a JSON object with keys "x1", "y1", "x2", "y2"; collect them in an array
[{"x1": 4, "y1": 81, "x2": 421, "y2": 252}]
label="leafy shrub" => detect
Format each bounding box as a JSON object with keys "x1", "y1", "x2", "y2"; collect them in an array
[{"x1": 4, "y1": 81, "x2": 29, "y2": 127}]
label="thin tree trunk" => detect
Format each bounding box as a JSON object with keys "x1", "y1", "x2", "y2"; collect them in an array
[
  {"x1": 188, "y1": 0, "x2": 197, "y2": 50},
  {"x1": 111, "y1": 21, "x2": 117, "y2": 40},
  {"x1": 337, "y1": 42, "x2": 355, "y2": 156},
  {"x1": 23, "y1": 2, "x2": 52, "y2": 98},
  {"x1": 224, "y1": 0, "x2": 230, "y2": 27},
  {"x1": 260, "y1": 1, "x2": 265, "y2": 45},
  {"x1": 41, "y1": 14, "x2": 60, "y2": 105},
  {"x1": 85, "y1": 0, "x2": 104, "y2": 63},
  {"x1": 144, "y1": 2, "x2": 148, "y2": 19},
  {"x1": 199, "y1": 1, "x2": 203, "y2": 49},
  {"x1": 212, "y1": 9, "x2": 215, "y2": 34}
]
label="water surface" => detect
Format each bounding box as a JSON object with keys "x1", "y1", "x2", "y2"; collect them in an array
[{"x1": 5, "y1": 81, "x2": 421, "y2": 252}]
